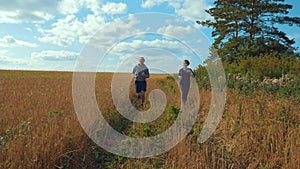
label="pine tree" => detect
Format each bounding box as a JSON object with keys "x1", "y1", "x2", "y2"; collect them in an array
[{"x1": 197, "y1": 0, "x2": 300, "y2": 62}]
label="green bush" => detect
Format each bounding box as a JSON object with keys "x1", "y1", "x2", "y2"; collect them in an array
[{"x1": 194, "y1": 54, "x2": 300, "y2": 101}]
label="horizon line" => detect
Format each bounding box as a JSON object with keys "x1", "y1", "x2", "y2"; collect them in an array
[{"x1": 0, "y1": 69, "x2": 179, "y2": 75}]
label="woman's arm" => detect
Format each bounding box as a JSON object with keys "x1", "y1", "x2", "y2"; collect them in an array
[
  {"x1": 190, "y1": 68, "x2": 195, "y2": 78},
  {"x1": 178, "y1": 69, "x2": 182, "y2": 79}
]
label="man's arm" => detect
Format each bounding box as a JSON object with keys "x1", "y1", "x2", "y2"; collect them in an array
[
  {"x1": 132, "y1": 66, "x2": 137, "y2": 77},
  {"x1": 144, "y1": 69, "x2": 150, "y2": 78}
]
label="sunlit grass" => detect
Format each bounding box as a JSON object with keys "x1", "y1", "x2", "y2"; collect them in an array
[{"x1": 0, "y1": 70, "x2": 299, "y2": 168}]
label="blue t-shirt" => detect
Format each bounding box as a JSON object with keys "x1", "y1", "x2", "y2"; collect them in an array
[{"x1": 132, "y1": 64, "x2": 150, "y2": 81}]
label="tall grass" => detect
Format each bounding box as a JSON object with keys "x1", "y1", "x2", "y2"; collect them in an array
[{"x1": 0, "y1": 71, "x2": 299, "y2": 168}]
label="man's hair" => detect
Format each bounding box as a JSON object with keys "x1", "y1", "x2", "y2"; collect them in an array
[
  {"x1": 184, "y1": 60, "x2": 190, "y2": 66},
  {"x1": 139, "y1": 57, "x2": 145, "y2": 61}
]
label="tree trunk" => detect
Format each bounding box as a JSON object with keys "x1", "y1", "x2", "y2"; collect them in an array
[{"x1": 250, "y1": 1, "x2": 255, "y2": 40}]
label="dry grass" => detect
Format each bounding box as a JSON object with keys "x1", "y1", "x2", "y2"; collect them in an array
[
  {"x1": 0, "y1": 70, "x2": 299, "y2": 169},
  {"x1": 164, "y1": 90, "x2": 300, "y2": 169}
]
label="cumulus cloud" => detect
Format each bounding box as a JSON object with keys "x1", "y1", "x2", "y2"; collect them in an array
[
  {"x1": 37, "y1": 15, "x2": 80, "y2": 46},
  {"x1": 101, "y1": 2, "x2": 127, "y2": 14},
  {"x1": 73, "y1": 15, "x2": 142, "y2": 72},
  {"x1": 31, "y1": 50, "x2": 79, "y2": 61},
  {"x1": 0, "y1": 0, "x2": 105, "y2": 24},
  {"x1": 111, "y1": 47, "x2": 203, "y2": 73},
  {"x1": 36, "y1": 0, "x2": 129, "y2": 47},
  {"x1": 178, "y1": 0, "x2": 212, "y2": 21},
  {"x1": 37, "y1": 14, "x2": 105, "y2": 46},
  {"x1": 157, "y1": 25, "x2": 195, "y2": 38},
  {"x1": 0, "y1": 35, "x2": 38, "y2": 48},
  {"x1": 114, "y1": 39, "x2": 185, "y2": 53},
  {"x1": 142, "y1": 0, "x2": 181, "y2": 8},
  {"x1": 0, "y1": 0, "x2": 110, "y2": 47},
  {"x1": 0, "y1": 1, "x2": 56, "y2": 23},
  {"x1": 58, "y1": 0, "x2": 83, "y2": 15},
  {"x1": 0, "y1": 51, "x2": 10, "y2": 64},
  {"x1": 0, "y1": 50, "x2": 8, "y2": 55},
  {"x1": 0, "y1": 55, "x2": 31, "y2": 67},
  {"x1": 0, "y1": 55, "x2": 9, "y2": 63},
  {"x1": 58, "y1": 0, "x2": 102, "y2": 15},
  {"x1": 88, "y1": 14, "x2": 140, "y2": 48},
  {"x1": 103, "y1": 44, "x2": 188, "y2": 73},
  {"x1": 141, "y1": 0, "x2": 211, "y2": 21}
]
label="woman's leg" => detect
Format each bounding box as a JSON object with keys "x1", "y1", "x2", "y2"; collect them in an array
[{"x1": 181, "y1": 84, "x2": 190, "y2": 103}]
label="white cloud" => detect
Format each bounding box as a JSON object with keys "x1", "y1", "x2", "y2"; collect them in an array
[
  {"x1": 101, "y1": 2, "x2": 127, "y2": 14},
  {"x1": 25, "y1": 27, "x2": 33, "y2": 31},
  {"x1": 58, "y1": 0, "x2": 102, "y2": 15},
  {"x1": 58, "y1": 0, "x2": 82, "y2": 15},
  {"x1": 104, "y1": 44, "x2": 187, "y2": 73},
  {"x1": 0, "y1": 1, "x2": 56, "y2": 24},
  {"x1": 31, "y1": 50, "x2": 79, "y2": 61},
  {"x1": 0, "y1": 50, "x2": 8, "y2": 55},
  {"x1": 0, "y1": 55, "x2": 31, "y2": 66},
  {"x1": 89, "y1": 14, "x2": 140, "y2": 48},
  {"x1": 0, "y1": 11, "x2": 54, "y2": 24},
  {"x1": 0, "y1": 55, "x2": 9, "y2": 62},
  {"x1": 110, "y1": 39, "x2": 192, "y2": 61},
  {"x1": 177, "y1": 0, "x2": 211, "y2": 21},
  {"x1": 118, "y1": 39, "x2": 185, "y2": 52},
  {"x1": 157, "y1": 25, "x2": 195, "y2": 38},
  {"x1": 0, "y1": 0, "x2": 104, "y2": 24},
  {"x1": 85, "y1": 0, "x2": 103, "y2": 16},
  {"x1": 0, "y1": 50, "x2": 29, "y2": 66},
  {"x1": 288, "y1": 33, "x2": 300, "y2": 40},
  {"x1": 78, "y1": 14, "x2": 106, "y2": 43},
  {"x1": 141, "y1": 0, "x2": 211, "y2": 21},
  {"x1": 0, "y1": 35, "x2": 38, "y2": 48},
  {"x1": 37, "y1": 14, "x2": 105, "y2": 46},
  {"x1": 37, "y1": 15, "x2": 80, "y2": 46},
  {"x1": 142, "y1": 0, "x2": 181, "y2": 8}
]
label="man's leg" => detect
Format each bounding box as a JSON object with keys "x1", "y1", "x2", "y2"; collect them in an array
[
  {"x1": 135, "y1": 81, "x2": 141, "y2": 99},
  {"x1": 141, "y1": 81, "x2": 147, "y2": 106},
  {"x1": 141, "y1": 91, "x2": 145, "y2": 105}
]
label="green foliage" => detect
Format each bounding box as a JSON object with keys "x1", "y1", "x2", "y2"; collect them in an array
[
  {"x1": 45, "y1": 110, "x2": 64, "y2": 125},
  {"x1": 128, "y1": 105, "x2": 181, "y2": 137},
  {"x1": 195, "y1": 54, "x2": 300, "y2": 101},
  {"x1": 197, "y1": 0, "x2": 300, "y2": 62},
  {"x1": 49, "y1": 109, "x2": 63, "y2": 116},
  {"x1": 194, "y1": 65, "x2": 210, "y2": 90},
  {"x1": 0, "y1": 117, "x2": 32, "y2": 144},
  {"x1": 225, "y1": 54, "x2": 299, "y2": 79},
  {"x1": 166, "y1": 105, "x2": 180, "y2": 123},
  {"x1": 107, "y1": 110, "x2": 133, "y2": 134},
  {"x1": 158, "y1": 77, "x2": 177, "y2": 94},
  {"x1": 218, "y1": 37, "x2": 295, "y2": 62}
]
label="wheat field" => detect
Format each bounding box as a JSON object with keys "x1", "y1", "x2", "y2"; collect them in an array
[{"x1": 0, "y1": 70, "x2": 299, "y2": 169}]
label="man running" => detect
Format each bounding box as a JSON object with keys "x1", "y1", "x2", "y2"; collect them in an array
[{"x1": 132, "y1": 57, "x2": 150, "y2": 106}]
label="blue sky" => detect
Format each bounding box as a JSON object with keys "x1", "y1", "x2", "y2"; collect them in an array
[{"x1": 0, "y1": 0, "x2": 299, "y2": 72}]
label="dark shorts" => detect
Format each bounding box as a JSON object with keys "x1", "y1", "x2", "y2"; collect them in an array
[{"x1": 135, "y1": 81, "x2": 147, "y2": 93}]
